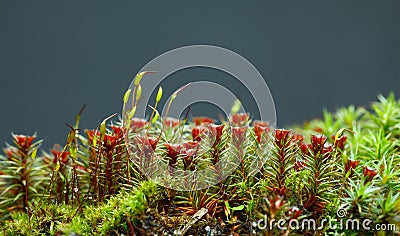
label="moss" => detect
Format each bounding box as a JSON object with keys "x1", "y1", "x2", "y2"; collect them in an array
[
  {"x1": 1, "y1": 88, "x2": 399, "y2": 235},
  {"x1": 0, "y1": 180, "x2": 157, "y2": 235}
]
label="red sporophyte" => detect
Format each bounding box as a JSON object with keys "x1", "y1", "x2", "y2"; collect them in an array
[
  {"x1": 182, "y1": 141, "x2": 199, "y2": 171},
  {"x1": 274, "y1": 129, "x2": 291, "y2": 147},
  {"x1": 14, "y1": 134, "x2": 36, "y2": 150},
  {"x1": 110, "y1": 126, "x2": 124, "y2": 141},
  {"x1": 362, "y1": 166, "x2": 377, "y2": 183},
  {"x1": 163, "y1": 117, "x2": 181, "y2": 128},
  {"x1": 86, "y1": 130, "x2": 118, "y2": 150},
  {"x1": 275, "y1": 129, "x2": 290, "y2": 142},
  {"x1": 253, "y1": 120, "x2": 270, "y2": 143},
  {"x1": 165, "y1": 143, "x2": 182, "y2": 160},
  {"x1": 137, "y1": 136, "x2": 158, "y2": 151},
  {"x1": 253, "y1": 120, "x2": 269, "y2": 128},
  {"x1": 332, "y1": 135, "x2": 347, "y2": 150},
  {"x1": 348, "y1": 159, "x2": 360, "y2": 169},
  {"x1": 192, "y1": 126, "x2": 207, "y2": 142},
  {"x1": 292, "y1": 134, "x2": 304, "y2": 143},
  {"x1": 311, "y1": 134, "x2": 327, "y2": 152},
  {"x1": 344, "y1": 159, "x2": 360, "y2": 177},
  {"x1": 183, "y1": 141, "x2": 199, "y2": 152},
  {"x1": 110, "y1": 125, "x2": 123, "y2": 136},
  {"x1": 164, "y1": 143, "x2": 182, "y2": 174},
  {"x1": 299, "y1": 142, "x2": 312, "y2": 155},
  {"x1": 193, "y1": 116, "x2": 214, "y2": 126},
  {"x1": 51, "y1": 150, "x2": 70, "y2": 164},
  {"x1": 183, "y1": 141, "x2": 199, "y2": 157},
  {"x1": 231, "y1": 113, "x2": 249, "y2": 126},
  {"x1": 205, "y1": 123, "x2": 224, "y2": 144},
  {"x1": 311, "y1": 134, "x2": 327, "y2": 147},
  {"x1": 103, "y1": 134, "x2": 117, "y2": 151},
  {"x1": 213, "y1": 124, "x2": 224, "y2": 141},
  {"x1": 130, "y1": 118, "x2": 148, "y2": 131},
  {"x1": 86, "y1": 130, "x2": 100, "y2": 143},
  {"x1": 232, "y1": 126, "x2": 247, "y2": 145},
  {"x1": 321, "y1": 144, "x2": 333, "y2": 157},
  {"x1": 294, "y1": 159, "x2": 306, "y2": 171},
  {"x1": 181, "y1": 149, "x2": 194, "y2": 171}
]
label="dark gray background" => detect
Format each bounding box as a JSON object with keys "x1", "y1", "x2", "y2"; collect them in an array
[{"x1": 1, "y1": 1, "x2": 399, "y2": 149}]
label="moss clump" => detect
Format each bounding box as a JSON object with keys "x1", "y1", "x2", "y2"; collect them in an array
[
  {"x1": 1, "y1": 78, "x2": 399, "y2": 235},
  {"x1": 1, "y1": 180, "x2": 157, "y2": 235}
]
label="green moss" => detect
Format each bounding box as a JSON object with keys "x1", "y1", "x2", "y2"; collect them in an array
[{"x1": 0, "y1": 180, "x2": 157, "y2": 235}]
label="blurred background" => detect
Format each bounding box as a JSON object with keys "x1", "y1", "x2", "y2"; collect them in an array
[{"x1": 0, "y1": 1, "x2": 399, "y2": 149}]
